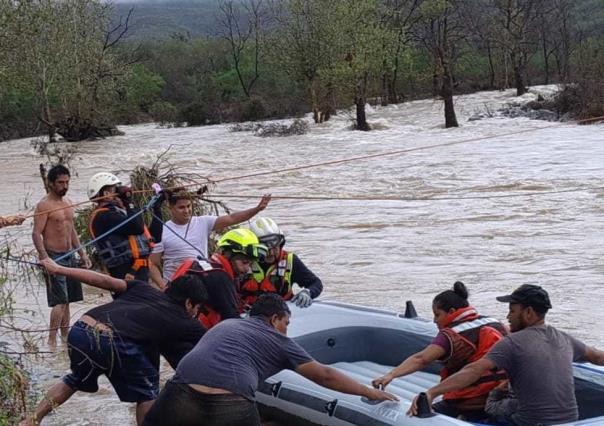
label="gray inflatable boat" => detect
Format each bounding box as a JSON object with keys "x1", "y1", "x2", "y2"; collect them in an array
[{"x1": 257, "y1": 301, "x2": 604, "y2": 425}]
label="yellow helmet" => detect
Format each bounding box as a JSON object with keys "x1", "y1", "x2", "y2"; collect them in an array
[{"x1": 217, "y1": 228, "x2": 267, "y2": 260}]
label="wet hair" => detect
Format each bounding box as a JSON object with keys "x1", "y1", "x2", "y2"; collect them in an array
[
  {"x1": 433, "y1": 281, "x2": 470, "y2": 312},
  {"x1": 167, "y1": 188, "x2": 193, "y2": 206},
  {"x1": 250, "y1": 293, "x2": 291, "y2": 319},
  {"x1": 47, "y1": 164, "x2": 70, "y2": 183},
  {"x1": 165, "y1": 274, "x2": 208, "y2": 307}
]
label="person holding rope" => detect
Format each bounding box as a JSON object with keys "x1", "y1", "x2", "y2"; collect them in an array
[
  {"x1": 32, "y1": 165, "x2": 91, "y2": 346},
  {"x1": 0, "y1": 214, "x2": 25, "y2": 228},
  {"x1": 242, "y1": 217, "x2": 322, "y2": 310},
  {"x1": 21, "y1": 257, "x2": 207, "y2": 426},
  {"x1": 148, "y1": 189, "x2": 270, "y2": 288},
  {"x1": 87, "y1": 172, "x2": 162, "y2": 285}
]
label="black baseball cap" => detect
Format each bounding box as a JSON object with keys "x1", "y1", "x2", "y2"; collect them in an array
[{"x1": 496, "y1": 284, "x2": 552, "y2": 309}]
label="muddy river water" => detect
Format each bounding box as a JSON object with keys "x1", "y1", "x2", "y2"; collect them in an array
[{"x1": 1, "y1": 86, "x2": 603, "y2": 424}]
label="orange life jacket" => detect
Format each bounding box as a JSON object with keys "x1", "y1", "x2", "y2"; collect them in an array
[
  {"x1": 238, "y1": 250, "x2": 294, "y2": 310},
  {"x1": 438, "y1": 306, "x2": 508, "y2": 409},
  {"x1": 171, "y1": 255, "x2": 233, "y2": 330},
  {"x1": 89, "y1": 205, "x2": 153, "y2": 275}
]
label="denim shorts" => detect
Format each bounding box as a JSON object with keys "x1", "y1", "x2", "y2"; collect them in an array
[
  {"x1": 143, "y1": 380, "x2": 260, "y2": 426},
  {"x1": 63, "y1": 321, "x2": 159, "y2": 403},
  {"x1": 45, "y1": 251, "x2": 83, "y2": 307}
]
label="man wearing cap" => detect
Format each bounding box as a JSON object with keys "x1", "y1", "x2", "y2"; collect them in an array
[{"x1": 408, "y1": 284, "x2": 604, "y2": 425}]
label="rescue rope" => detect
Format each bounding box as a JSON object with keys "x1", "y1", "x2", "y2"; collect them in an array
[
  {"x1": 9, "y1": 114, "x2": 604, "y2": 220},
  {"x1": 52, "y1": 195, "x2": 160, "y2": 263},
  {"x1": 200, "y1": 186, "x2": 604, "y2": 202},
  {"x1": 150, "y1": 211, "x2": 209, "y2": 262}
]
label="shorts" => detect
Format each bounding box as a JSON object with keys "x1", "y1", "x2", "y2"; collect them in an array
[
  {"x1": 45, "y1": 251, "x2": 83, "y2": 307},
  {"x1": 143, "y1": 380, "x2": 260, "y2": 426},
  {"x1": 63, "y1": 321, "x2": 159, "y2": 403}
]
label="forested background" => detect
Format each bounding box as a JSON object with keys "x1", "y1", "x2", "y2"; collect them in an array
[{"x1": 1, "y1": 0, "x2": 602, "y2": 142}]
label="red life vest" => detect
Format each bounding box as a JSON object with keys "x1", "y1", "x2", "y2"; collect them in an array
[
  {"x1": 89, "y1": 205, "x2": 154, "y2": 277},
  {"x1": 438, "y1": 306, "x2": 508, "y2": 410},
  {"x1": 238, "y1": 250, "x2": 294, "y2": 311},
  {"x1": 170, "y1": 257, "x2": 231, "y2": 330}
]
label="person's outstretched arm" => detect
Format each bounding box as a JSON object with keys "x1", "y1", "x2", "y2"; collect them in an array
[
  {"x1": 40, "y1": 258, "x2": 127, "y2": 293},
  {"x1": 372, "y1": 344, "x2": 446, "y2": 389},
  {"x1": 296, "y1": 361, "x2": 398, "y2": 402},
  {"x1": 213, "y1": 194, "x2": 271, "y2": 231},
  {"x1": 583, "y1": 346, "x2": 604, "y2": 365},
  {"x1": 407, "y1": 357, "x2": 495, "y2": 416}
]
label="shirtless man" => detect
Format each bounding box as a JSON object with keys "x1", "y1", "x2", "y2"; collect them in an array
[{"x1": 32, "y1": 165, "x2": 92, "y2": 346}]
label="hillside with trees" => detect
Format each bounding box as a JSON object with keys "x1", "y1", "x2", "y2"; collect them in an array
[{"x1": 1, "y1": 0, "x2": 602, "y2": 142}]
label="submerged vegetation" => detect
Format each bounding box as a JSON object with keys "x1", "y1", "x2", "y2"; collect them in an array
[{"x1": 0, "y1": 0, "x2": 602, "y2": 141}]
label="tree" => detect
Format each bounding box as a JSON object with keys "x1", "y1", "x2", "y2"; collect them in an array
[
  {"x1": 414, "y1": 0, "x2": 463, "y2": 127},
  {"x1": 218, "y1": 0, "x2": 266, "y2": 98}
]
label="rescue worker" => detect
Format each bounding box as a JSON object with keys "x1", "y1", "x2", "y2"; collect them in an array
[
  {"x1": 240, "y1": 217, "x2": 322, "y2": 311},
  {"x1": 143, "y1": 293, "x2": 398, "y2": 426},
  {"x1": 372, "y1": 281, "x2": 507, "y2": 420},
  {"x1": 87, "y1": 172, "x2": 162, "y2": 283},
  {"x1": 170, "y1": 227, "x2": 267, "y2": 329},
  {"x1": 21, "y1": 257, "x2": 207, "y2": 426}
]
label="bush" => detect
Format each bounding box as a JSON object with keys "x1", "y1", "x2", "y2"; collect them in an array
[{"x1": 150, "y1": 101, "x2": 180, "y2": 127}]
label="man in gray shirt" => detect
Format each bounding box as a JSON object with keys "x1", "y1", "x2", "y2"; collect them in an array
[
  {"x1": 143, "y1": 294, "x2": 397, "y2": 426},
  {"x1": 407, "y1": 284, "x2": 604, "y2": 425}
]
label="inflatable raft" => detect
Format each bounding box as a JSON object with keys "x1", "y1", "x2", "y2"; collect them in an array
[{"x1": 257, "y1": 301, "x2": 604, "y2": 425}]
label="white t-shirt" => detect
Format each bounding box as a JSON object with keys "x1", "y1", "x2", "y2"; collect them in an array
[{"x1": 152, "y1": 215, "x2": 217, "y2": 280}]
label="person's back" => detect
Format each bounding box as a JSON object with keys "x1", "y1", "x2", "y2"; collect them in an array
[
  {"x1": 486, "y1": 324, "x2": 584, "y2": 424},
  {"x1": 175, "y1": 316, "x2": 309, "y2": 399}
]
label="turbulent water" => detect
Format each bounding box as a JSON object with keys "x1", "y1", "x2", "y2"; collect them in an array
[{"x1": 1, "y1": 86, "x2": 603, "y2": 425}]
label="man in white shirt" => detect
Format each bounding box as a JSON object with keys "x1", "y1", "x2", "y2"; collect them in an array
[{"x1": 149, "y1": 191, "x2": 270, "y2": 288}]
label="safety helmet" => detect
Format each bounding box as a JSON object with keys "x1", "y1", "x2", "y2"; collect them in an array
[
  {"x1": 217, "y1": 228, "x2": 268, "y2": 260},
  {"x1": 249, "y1": 217, "x2": 285, "y2": 249},
  {"x1": 87, "y1": 172, "x2": 121, "y2": 200}
]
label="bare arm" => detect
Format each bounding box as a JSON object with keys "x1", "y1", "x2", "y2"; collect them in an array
[
  {"x1": 148, "y1": 252, "x2": 166, "y2": 290},
  {"x1": 407, "y1": 357, "x2": 496, "y2": 416},
  {"x1": 583, "y1": 346, "x2": 604, "y2": 365},
  {"x1": 32, "y1": 204, "x2": 49, "y2": 259},
  {"x1": 296, "y1": 361, "x2": 398, "y2": 401},
  {"x1": 70, "y1": 219, "x2": 91, "y2": 268},
  {"x1": 372, "y1": 344, "x2": 446, "y2": 389},
  {"x1": 40, "y1": 258, "x2": 127, "y2": 293},
  {"x1": 213, "y1": 194, "x2": 271, "y2": 231}
]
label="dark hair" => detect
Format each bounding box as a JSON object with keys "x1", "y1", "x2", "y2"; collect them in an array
[
  {"x1": 47, "y1": 165, "x2": 70, "y2": 183},
  {"x1": 167, "y1": 188, "x2": 193, "y2": 206},
  {"x1": 433, "y1": 281, "x2": 469, "y2": 311},
  {"x1": 165, "y1": 275, "x2": 208, "y2": 306},
  {"x1": 250, "y1": 293, "x2": 291, "y2": 319},
  {"x1": 521, "y1": 303, "x2": 548, "y2": 317}
]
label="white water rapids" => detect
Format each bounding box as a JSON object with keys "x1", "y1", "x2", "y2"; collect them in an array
[{"x1": 0, "y1": 86, "x2": 602, "y2": 424}]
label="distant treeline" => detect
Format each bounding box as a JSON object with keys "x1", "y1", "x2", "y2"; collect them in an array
[{"x1": 1, "y1": 0, "x2": 602, "y2": 142}]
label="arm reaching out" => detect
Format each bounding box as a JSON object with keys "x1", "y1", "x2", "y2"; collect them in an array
[
  {"x1": 297, "y1": 361, "x2": 399, "y2": 402},
  {"x1": 407, "y1": 357, "x2": 496, "y2": 416},
  {"x1": 40, "y1": 258, "x2": 127, "y2": 293},
  {"x1": 373, "y1": 344, "x2": 446, "y2": 390},
  {"x1": 213, "y1": 194, "x2": 271, "y2": 231}
]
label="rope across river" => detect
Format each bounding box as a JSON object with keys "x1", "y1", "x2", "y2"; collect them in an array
[{"x1": 13, "y1": 114, "x2": 603, "y2": 220}]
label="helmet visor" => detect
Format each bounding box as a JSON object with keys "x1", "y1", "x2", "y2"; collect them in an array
[{"x1": 259, "y1": 234, "x2": 284, "y2": 249}]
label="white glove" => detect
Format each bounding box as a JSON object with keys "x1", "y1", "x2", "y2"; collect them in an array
[{"x1": 291, "y1": 289, "x2": 312, "y2": 308}]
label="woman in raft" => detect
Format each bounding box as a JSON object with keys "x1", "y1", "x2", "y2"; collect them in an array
[{"x1": 372, "y1": 281, "x2": 507, "y2": 420}]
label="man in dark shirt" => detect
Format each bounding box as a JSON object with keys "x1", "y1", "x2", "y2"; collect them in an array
[
  {"x1": 22, "y1": 258, "x2": 206, "y2": 426},
  {"x1": 408, "y1": 284, "x2": 604, "y2": 425},
  {"x1": 143, "y1": 294, "x2": 398, "y2": 426}
]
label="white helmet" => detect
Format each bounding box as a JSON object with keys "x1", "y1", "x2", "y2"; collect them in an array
[
  {"x1": 249, "y1": 217, "x2": 285, "y2": 248},
  {"x1": 87, "y1": 172, "x2": 121, "y2": 200}
]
